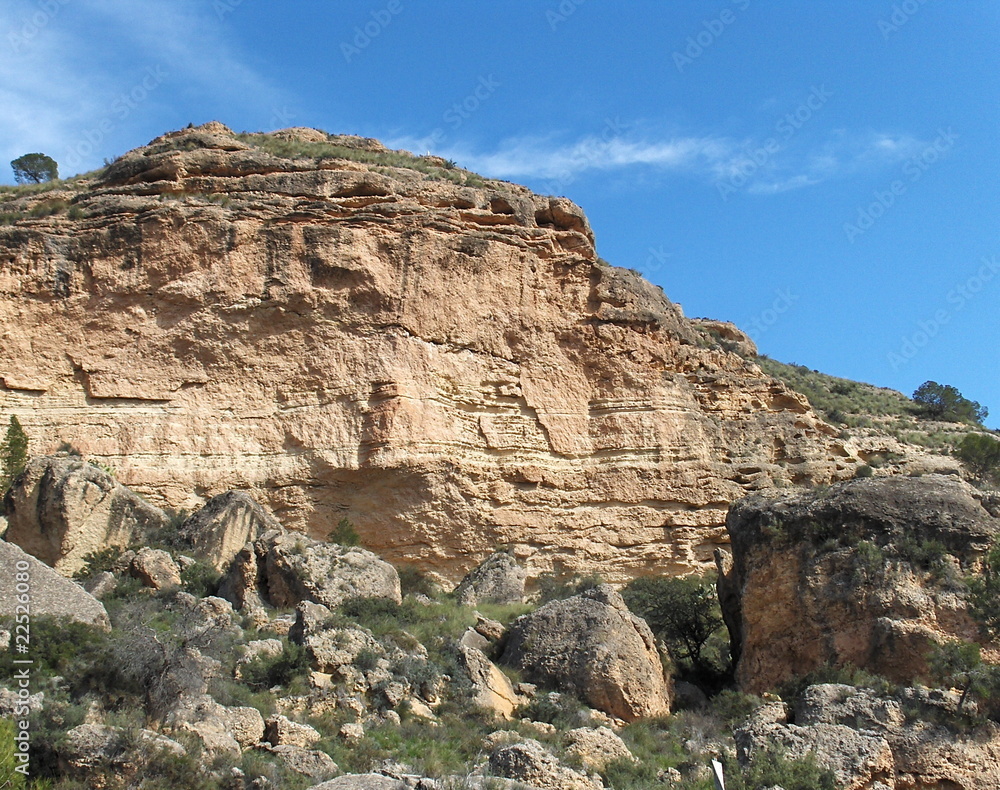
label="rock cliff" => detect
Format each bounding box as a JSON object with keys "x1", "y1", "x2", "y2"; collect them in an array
[
  {"x1": 0, "y1": 122, "x2": 860, "y2": 582},
  {"x1": 723, "y1": 474, "x2": 1000, "y2": 693}
]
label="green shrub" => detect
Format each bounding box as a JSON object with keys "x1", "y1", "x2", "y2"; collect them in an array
[
  {"x1": 0, "y1": 415, "x2": 28, "y2": 509},
  {"x1": 0, "y1": 717, "x2": 27, "y2": 789},
  {"x1": 854, "y1": 464, "x2": 874, "y2": 478},
  {"x1": 397, "y1": 563, "x2": 437, "y2": 597},
  {"x1": 727, "y1": 742, "x2": 837, "y2": 790},
  {"x1": 956, "y1": 433, "x2": 1000, "y2": 483},
  {"x1": 328, "y1": 516, "x2": 361, "y2": 546},
  {"x1": 968, "y1": 537, "x2": 1000, "y2": 641},
  {"x1": 179, "y1": 560, "x2": 221, "y2": 597},
  {"x1": 240, "y1": 640, "x2": 310, "y2": 692},
  {"x1": 72, "y1": 546, "x2": 123, "y2": 581},
  {"x1": 913, "y1": 381, "x2": 987, "y2": 424}
]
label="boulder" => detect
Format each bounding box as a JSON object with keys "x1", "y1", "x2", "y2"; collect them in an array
[
  {"x1": 0, "y1": 540, "x2": 110, "y2": 629},
  {"x1": 167, "y1": 694, "x2": 242, "y2": 760},
  {"x1": 219, "y1": 531, "x2": 401, "y2": 611},
  {"x1": 734, "y1": 700, "x2": 895, "y2": 790},
  {"x1": 83, "y1": 571, "x2": 117, "y2": 599},
  {"x1": 264, "y1": 714, "x2": 322, "y2": 748},
  {"x1": 457, "y1": 644, "x2": 521, "y2": 719},
  {"x1": 61, "y1": 724, "x2": 185, "y2": 782},
  {"x1": 180, "y1": 490, "x2": 281, "y2": 571},
  {"x1": 488, "y1": 738, "x2": 602, "y2": 790},
  {"x1": 267, "y1": 744, "x2": 339, "y2": 780},
  {"x1": 308, "y1": 777, "x2": 412, "y2": 790},
  {"x1": 3, "y1": 456, "x2": 170, "y2": 575},
  {"x1": 129, "y1": 547, "x2": 181, "y2": 589},
  {"x1": 724, "y1": 475, "x2": 1000, "y2": 692},
  {"x1": 454, "y1": 550, "x2": 526, "y2": 606},
  {"x1": 564, "y1": 726, "x2": 634, "y2": 771},
  {"x1": 500, "y1": 585, "x2": 672, "y2": 721},
  {"x1": 226, "y1": 705, "x2": 266, "y2": 748}
]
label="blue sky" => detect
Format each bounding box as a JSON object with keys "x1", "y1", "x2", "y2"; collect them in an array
[{"x1": 3, "y1": 0, "x2": 998, "y2": 427}]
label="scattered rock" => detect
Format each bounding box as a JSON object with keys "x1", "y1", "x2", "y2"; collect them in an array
[
  {"x1": 83, "y1": 571, "x2": 117, "y2": 599},
  {"x1": 457, "y1": 644, "x2": 520, "y2": 719},
  {"x1": 267, "y1": 744, "x2": 339, "y2": 780},
  {"x1": 220, "y1": 531, "x2": 401, "y2": 611},
  {"x1": 0, "y1": 540, "x2": 110, "y2": 629},
  {"x1": 308, "y1": 776, "x2": 411, "y2": 790},
  {"x1": 180, "y1": 490, "x2": 282, "y2": 571},
  {"x1": 500, "y1": 585, "x2": 672, "y2": 721},
  {"x1": 454, "y1": 551, "x2": 526, "y2": 606},
  {"x1": 129, "y1": 547, "x2": 181, "y2": 589},
  {"x1": 565, "y1": 726, "x2": 634, "y2": 771},
  {"x1": 3, "y1": 456, "x2": 170, "y2": 576},
  {"x1": 226, "y1": 706, "x2": 265, "y2": 748},
  {"x1": 0, "y1": 686, "x2": 43, "y2": 717},
  {"x1": 265, "y1": 714, "x2": 322, "y2": 748},
  {"x1": 339, "y1": 722, "x2": 365, "y2": 741},
  {"x1": 474, "y1": 614, "x2": 507, "y2": 642},
  {"x1": 488, "y1": 737, "x2": 602, "y2": 790}
]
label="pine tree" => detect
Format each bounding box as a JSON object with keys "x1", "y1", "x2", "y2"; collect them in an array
[{"x1": 0, "y1": 415, "x2": 29, "y2": 494}]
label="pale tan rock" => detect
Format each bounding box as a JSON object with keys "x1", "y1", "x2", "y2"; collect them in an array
[
  {"x1": 454, "y1": 550, "x2": 526, "y2": 606},
  {"x1": 4, "y1": 456, "x2": 170, "y2": 576},
  {"x1": 726, "y1": 475, "x2": 1000, "y2": 693},
  {"x1": 338, "y1": 721, "x2": 365, "y2": 741},
  {"x1": 0, "y1": 540, "x2": 110, "y2": 629},
  {"x1": 130, "y1": 547, "x2": 181, "y2": 589},
  {"x1": 265, "y1": 714, "x2": 321, "y2": 748},
  {"x1": 500, "y1": 585, "x2": 672, "y2": 722},
  {"x1": 488, "y1": 737, "x2": 602, "y2": 790},
  {"x1": 565, "y1": 726, "x2": 634, "y2": 771},
  {"x1": 226, "y1": 706, "x2": 266, "y2": 748},
  {"x1": 0, "y1": 123, "x2": 862, "y2": 585},
  {"x1": 457, "y1": 644, "x2": 520, "y2": 719},
  {"x1": 180, "y1": 490, "x2": 282, "y2": 571},
  {"x1": 267, "y1": 743, "x2": 339, "y2": 779}
]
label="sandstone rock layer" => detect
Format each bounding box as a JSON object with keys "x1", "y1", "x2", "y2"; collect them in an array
[{"x1": 0, "y1": 122, "x2": 860, "y2": 582}]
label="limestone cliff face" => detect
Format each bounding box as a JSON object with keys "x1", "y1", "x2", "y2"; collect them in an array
[
  {"x1": 724, "y1": 475, "x2": 1000, "y2": 694},
  {"x1": 0, "y1": 122, "x2": 859, "y2": 582}
]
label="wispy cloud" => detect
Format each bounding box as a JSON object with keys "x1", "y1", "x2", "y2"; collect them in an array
[
  {"x1": 402, "y1": 125, "x2": 932, "y2": 197},
  {"x1": 0, "y1": 0, "x2": 288, "y2": 178}
]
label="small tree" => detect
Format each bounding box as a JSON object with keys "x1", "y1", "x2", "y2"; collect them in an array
[
  {"x1": 957, "y1": 433, "x2": 1000, "y2": 483},
  {"x1": 968, "y1": 537, "x2": 1000, "y2": 642},
  {"x1": 10, "y1": 153, "x2": 58, "y2": 184},
  {"x1": 622, "y1": 574, "x2": 726, "y2": 679},
  {"x1": 912, "y1": 381, "x2": 988, "y2": 424},
  {"x1": 0, "y1": 415, "x2": 29, "y2": 496}
]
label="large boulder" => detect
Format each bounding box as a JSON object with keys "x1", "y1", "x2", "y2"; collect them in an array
[
  {"x1": 723, "y1": 475, "x2": 1000, "y2": 693},
  {"x1": 220, "y1": 530, "x2": 401, "y2": 611},
  {"x1": 0, "y1": 540, "x2": 110, "y2": 629},
  {"x1": 499, "y1": 585, "x2": 671, "y2": 722},
  {"x1": 179, "y1": 490, "x2": 281, "y2": 571},
  {"x1": 454, "y1": 550, "x2": 526, "y2": 606},
  {"x1": 735, "y1": 685, "x2": 1000, "y2": 790},
  {"x1": 456, "y1": 644, "x2": 521, "y2": 719},
  {"x1": 488, "y1": 738, "x2": 602, "y2": 790},
  {"x1": 3, "y1": 456, "x2": 170, "y2": 576}
]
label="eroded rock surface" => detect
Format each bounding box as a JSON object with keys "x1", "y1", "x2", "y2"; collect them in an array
[
  {"x1": 3, "y1": 455, "x2": 170, "y2": 575},
  {"x1": 500, "y1": 585, "x2": 671, "y2": 721},
  {"x1": 0, "y1": 122, "x2": 860, "y2": 583},
  {"x1": 724, "y1": 475, "x2": 1000, "y2": 692}
]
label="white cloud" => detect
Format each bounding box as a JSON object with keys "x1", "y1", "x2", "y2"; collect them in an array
[{"x1": 0, "y1": 0, "x2": 288, "y2": 179}]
